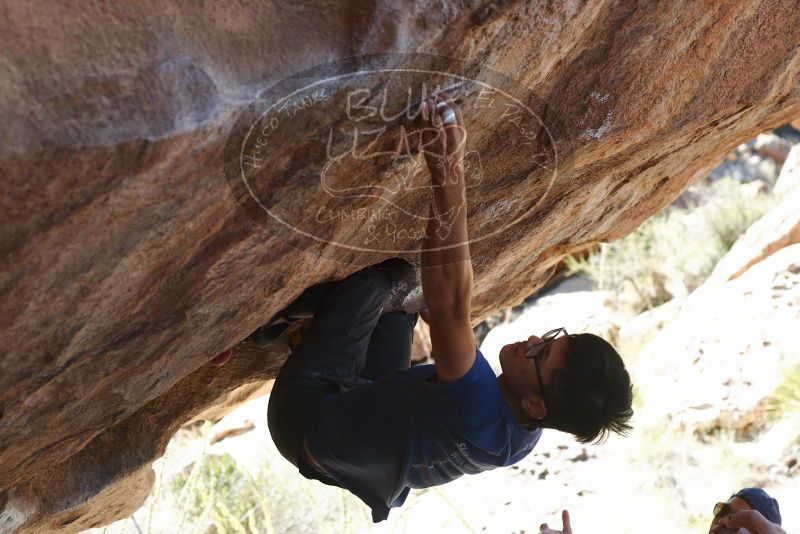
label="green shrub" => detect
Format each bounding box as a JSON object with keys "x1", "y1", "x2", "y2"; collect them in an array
[
  {"x1": 765, "y1": 365, "x2": 800, "y2": 422},
  {"x1": 565, "y1": 178, "x2": 778, "y2": 312},
  {"x1": 706, "y1": 178, "x2": 778, "y2": 251},
  {"x1": 172, "y1": 453, "x2": 274, "y2": 534}
]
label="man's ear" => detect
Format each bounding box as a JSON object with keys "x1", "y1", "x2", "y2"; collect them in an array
[{"x1": 521, "y1": 396, "x2": 546, "y2": 420}]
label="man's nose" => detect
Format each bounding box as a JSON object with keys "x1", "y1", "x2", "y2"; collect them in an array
[{"x1": 526, "y1": 335, "x2": 541, "y2": 348}]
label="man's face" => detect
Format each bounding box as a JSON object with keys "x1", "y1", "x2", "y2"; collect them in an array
[
  {"x1": 498, "y1": 333, "x2": 569, "y2": 418},
  {"x1": 708, "y1": 497, "x2": 752, "y2": 533}
]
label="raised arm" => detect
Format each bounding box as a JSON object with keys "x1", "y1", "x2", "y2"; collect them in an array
[{"x1": 418, "y1": 93, "x2": 475, "y2": 382}]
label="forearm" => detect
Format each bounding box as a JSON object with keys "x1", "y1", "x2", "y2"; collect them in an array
[{"x1": 420, "y1": 167, "x2": 473, "y2": 312}]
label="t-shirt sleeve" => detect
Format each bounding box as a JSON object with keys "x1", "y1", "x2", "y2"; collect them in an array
[{"x1": 421, "y1": 348, "x2": 504, "y2": 429}]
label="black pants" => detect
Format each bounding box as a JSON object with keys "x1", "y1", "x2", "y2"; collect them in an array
[{"x1": 264, "y1": 259, "x2": 418, "y2": 476}]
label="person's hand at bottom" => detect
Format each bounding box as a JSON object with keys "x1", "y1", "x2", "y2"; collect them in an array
[
  {"x1": 210, "y1": 347, "x2": 233, "y2": 366},
  {"x1": 540, "y1": 510, "x2": 572, "y2": 534},
  {"x1": 719, "y1": 510, "x2": 786, "y2": 534}
]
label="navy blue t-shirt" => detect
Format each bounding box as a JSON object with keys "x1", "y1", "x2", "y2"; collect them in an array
[{"x1": 304, "y1": 347, "x2": 542, "y2": 522}]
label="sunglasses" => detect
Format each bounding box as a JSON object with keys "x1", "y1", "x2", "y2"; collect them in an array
[
  {"x1": 713, "y1": 501, "x2": 734, "y2": 518},
  {"x1": 524, "y1": 327, "x2": 568, "y2": 415}
]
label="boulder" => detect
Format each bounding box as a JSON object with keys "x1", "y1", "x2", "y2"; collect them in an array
[
  {"x1": 1, "y1": 0, "x2": 800, "y2": 531},
  {"x1": 753, "y1": 132, "x2": 792, "y2": 164},
  {"x1": 616, "y1": 297, "x2": 683, "y2": 345},
  {"x1": 1, "y1": 339, "x2": 290, "y2": 533},
  {"x1": 708, "y1": 141, "x2": 779, "y2": 184},
  {"x1": 705, "y1": 187, "x2": 800, "y2": 284},
  {"x1": 774, "y1": 143, "x2": 800, "y2": 195},
  {"x1": 634, "y1": 244, "x2": 800, "y2": 433}
]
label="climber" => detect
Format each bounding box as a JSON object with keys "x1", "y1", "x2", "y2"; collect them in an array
[
  {"x1": 538, "y1": 487, "x2": 784, "y2": 534},
  {"x1": 212, "y1": 92, "x2": 634, "y2": 522}
]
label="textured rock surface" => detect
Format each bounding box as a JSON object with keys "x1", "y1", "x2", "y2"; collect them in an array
[
  {"x1": 634, "y1": 244, "x2": 800, "y2": 433},
  {"x1": 4, "y1": 337, "x2": 292, "y2": 534},
  {"x1": 1, "y1": 0, "x2": 800, "y2": 531}
]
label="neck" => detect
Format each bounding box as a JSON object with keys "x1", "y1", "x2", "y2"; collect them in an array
[{"x1": 496, "y1": 374, "x2": 539, "y2": 430}]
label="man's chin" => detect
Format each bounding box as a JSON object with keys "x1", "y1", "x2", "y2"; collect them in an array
[{"x1": 497, "y1": 348, "x2": 508, "y2": 371}]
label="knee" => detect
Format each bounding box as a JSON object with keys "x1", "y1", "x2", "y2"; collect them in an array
[
  {"x1": 352, "y1": 267, "x2": 395, "y2": 299},
  {"x1": 369, "y1": 258, "x2": 413, "y2": 284}
]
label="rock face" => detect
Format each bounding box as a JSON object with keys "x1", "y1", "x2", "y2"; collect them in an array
[
  {"x1": 1, "y1": 1, "x2": 800, "y2": 531},
  {"x1": 775, "y1": 143, "x2": 800, "y2": 194},
  {"x1": 753, "y1": 133, "x2": 792, "y2": 165},
  {"x1": 634, "y1": 244, "x2": 800, "y2": 433}
]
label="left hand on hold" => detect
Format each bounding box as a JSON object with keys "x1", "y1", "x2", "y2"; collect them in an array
[{"x1": 419, "y1": 92, "x2": 466, "y2": 182}]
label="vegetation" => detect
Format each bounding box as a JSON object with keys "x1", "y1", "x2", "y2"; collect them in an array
[
  {"x1": 565, "y1": 178, "x2": 779, "y2": 312},
  {"x1": 171, "y1": 452, "x2": 274, "y2": 534},
  {"x1": 89, "y1": 419, "x2": 369, "y2": 534},
  {"x1": 765, "y1": 364, "x2": 800, "y2": 463}
]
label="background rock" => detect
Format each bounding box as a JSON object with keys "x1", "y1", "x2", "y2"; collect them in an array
[
  {"x1": 480, "y1": 273, "x2": 632, "y2": 370},
  {"x1": 774, "y1": 143, "x2": 800, "y2": 194},
  {"x1": 706, "y1": 187, "x2": 800, "y2": 284},
  {"x1": 1, "y1": 336, "x2": 292, "y2": 534},
  {"x1": 753, "y1": 132, "x2": 792, "y2": 164},
  {"x1": 635, "y1": 244, "x2": 800, "y2": 433},
  {"x1": 2, "y1": 0, "x2": 800, "y2": 530},
  {"x1": 708, "y1": 141, "x2": 779, "y2": 184}
]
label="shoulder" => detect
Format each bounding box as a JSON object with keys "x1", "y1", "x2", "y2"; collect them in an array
[
  {"x1": 427, "y1": 348, "x2": 494, "y2": 389},
  {"x1": 425, "y1": 308, "x2": 477, "y2": 382},
  {"x1": 418, "y1": 349, "x2": 504, "y2": 422}
]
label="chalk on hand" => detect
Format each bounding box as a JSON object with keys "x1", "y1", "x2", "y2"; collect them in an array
[{"x1": 435, "y1": 101, "x2": 457, "y2": 125}]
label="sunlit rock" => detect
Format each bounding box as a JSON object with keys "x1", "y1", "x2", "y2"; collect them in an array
[{"x1": 635, "y1": 244, "x2": 800, "y2": 433}]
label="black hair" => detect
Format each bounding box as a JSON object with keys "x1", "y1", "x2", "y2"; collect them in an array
[{"x1": 537, "y1": 333, "x2": 634, "y2": 444}]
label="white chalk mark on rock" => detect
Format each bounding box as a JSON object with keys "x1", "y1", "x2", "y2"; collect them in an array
[{"x1": 580, "y1": 91, "x2": 613, "y2": 140}]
